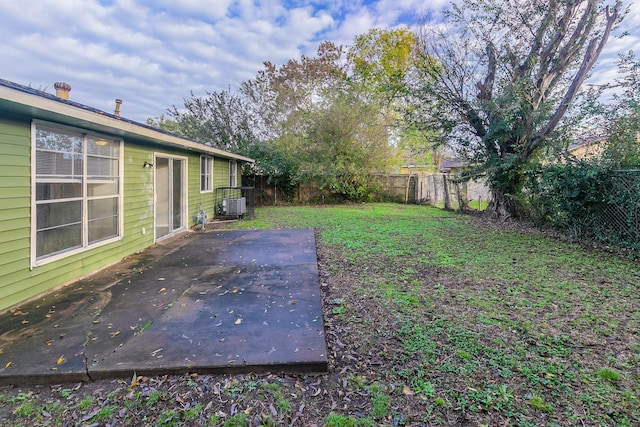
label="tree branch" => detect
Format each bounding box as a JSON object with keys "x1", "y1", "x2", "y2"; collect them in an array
[
  {"x1": 477, "y1": 43, "x2": 497, "y2": 100},
  {"x1": 527, "y1": 1, "x2": 621, "y2": 156}
]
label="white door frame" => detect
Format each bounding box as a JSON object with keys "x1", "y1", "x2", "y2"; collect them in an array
[{"x1": 154, "y1": 153, "x2": 188, "y2": 241}]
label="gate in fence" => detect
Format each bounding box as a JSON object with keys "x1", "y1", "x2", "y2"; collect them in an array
[{"x1": 415, "y1": 174, "x2": 491, "y2": 211}]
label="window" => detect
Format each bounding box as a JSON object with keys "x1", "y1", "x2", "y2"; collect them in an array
[
  {"x1": 229, "y1": 161, "x2": 237, "y2": 187},
  {"x1": 33, "y1": 122, "x2": 122, "y2": 264},
  {"x1": 200, "y1": 155, "x2": 213, "y2": 192}
]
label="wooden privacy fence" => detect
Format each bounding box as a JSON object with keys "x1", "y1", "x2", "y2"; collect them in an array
[
  {"x1": 245, "y1": 173, "x2": 490, "y2": 209},
  {"x1": 414, "y1": 174, "x2": 491, "y2": 211}
]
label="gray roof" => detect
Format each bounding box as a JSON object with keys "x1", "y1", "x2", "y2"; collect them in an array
[
  {"x1": 440, "y1": 159, "x2": 466, "y2": 172},
  {"x1": 0, "y1": 78, "x2": 253, "y2": 163}
]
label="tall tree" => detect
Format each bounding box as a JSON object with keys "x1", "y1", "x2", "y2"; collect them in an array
[
  {"x1": 302, "y1": 92, "x2": 395, "y2": 200},
  {"x1": 255, "y1": 41, "x2": 348, "y2": 131},
  {"x1": 349, "y1": 27, "x2": 418, "y2": 101},
  {"x1": 349, "y1": 28, "x2": 443, "y2": 174},
  {"x1": 415, "y1": 0, "x2": 622, "y2": 218},
  {"x1": 167, "y1": 89, "x2": 258, "y2": 153}
]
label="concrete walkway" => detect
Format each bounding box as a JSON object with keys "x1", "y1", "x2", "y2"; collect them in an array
[{"x1": 0, "y1": 229, "x2": 328, "y2": 385}]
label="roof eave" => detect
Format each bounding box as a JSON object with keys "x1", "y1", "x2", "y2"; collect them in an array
[{"x1": 0, "y1": 84, "x2": 254, "y2": 163}]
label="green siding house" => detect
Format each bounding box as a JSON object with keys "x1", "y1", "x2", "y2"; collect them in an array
[{"x1": 0, "y1": 78, "x2": 253, "y2": 312}]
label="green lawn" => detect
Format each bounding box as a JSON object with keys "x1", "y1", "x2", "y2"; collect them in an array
[
  {"x1": 1, "y1": 203, "x2": 638, "y2": 426},
  {"x1": 230, "y1": 203, "x2": 640, "y2": 426}
]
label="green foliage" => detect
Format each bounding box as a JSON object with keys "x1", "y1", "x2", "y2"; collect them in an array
[
  {"x1": 530, "y1": 394, "x2": 554, "y2": 413},
  {"x1": 78, "y1": 396, "x2": 94, "y2": 410},
  {"x1": 13, "y1": 401, "x2": 36, "y2": 417},
  {"x1": 167, "y1": 89, "x2": 259, "y2": 153},
  {"x1": 165, "y1": 31, "x2": 438, "y2": 203},
  {"x1": 598, "y1": 368, "x2": 621, "y2": 382},
  {"x1": 146, "y1": 390, "x2": 165, "y2": 407},
  {"x1": 371, "y1": 390, "x2": 391, "y2": 419},
  {"x1": 527, "y1": 161, "x2": 640, "y2": 249},
  {"x1": 412, "y1": 0, "x2": 622, "y2": 218},
  {"x1": 349, "y1": 27, "x2": 417, "y2": 98},
  {"x1": 182, "y1": 403, "x2": 204, "y2": 421},
  {"x1": 527, "y1": 160, "x2": 609, "y2": 231},
  {"x1": 324, "y1": 413, "x2": 358, "y2": 427},
  {"x1": 222, "y1": 412, "x2": 248, "y2": 427},
  {"x1": 525, "y1": 53, "x2": 640, "y2": 248},
  {"x1": 145, "y1": 115, "x2": 183, "y2": 135},
  {"x1": 156, "y1": 409, "x2": 180, "y2": 427},
  {"x1": 301, "y1": 94, "x2": 391, "y2": 201},
  {"x1": 243, "y1": 140, "x2": 301, "y2": 200}
]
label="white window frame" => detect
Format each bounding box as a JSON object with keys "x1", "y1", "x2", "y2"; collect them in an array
[
  {"x1": 31, "y1": 120, "x2": 124, "y2": 268},
  {"x1": 229, "y1": 160, "x2": 237, "y2": 187},
  {"x1": 200, "y1": 155, "x2": 213, "y2": 193}
]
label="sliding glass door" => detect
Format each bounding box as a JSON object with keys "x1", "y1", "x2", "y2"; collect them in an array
[{"x1": 155, "y1": 156, "x2": 185, "y2": 239}]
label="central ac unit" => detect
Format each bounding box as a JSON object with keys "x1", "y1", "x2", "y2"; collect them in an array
[{"x1": 222, "y1": 197, "x2": 246, "y2": 216}]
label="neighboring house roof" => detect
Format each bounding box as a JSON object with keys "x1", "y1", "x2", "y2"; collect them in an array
[
  {"x1": 568, "y1": 136, "x2": 606, "y2": 159},
  {"x1": 439, "y1": 159, "x2": 466, "y2": 173},
  {"x1": 0, "y1": 78, "x2": 253, "y2": 163},
  {"x1": 568, "y1": 136, "x2": 603, "y2": 152}
]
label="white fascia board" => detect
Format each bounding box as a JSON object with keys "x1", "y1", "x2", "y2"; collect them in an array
[{"x1": 0, "y1": 85, "x2": 254, "y2": 163}]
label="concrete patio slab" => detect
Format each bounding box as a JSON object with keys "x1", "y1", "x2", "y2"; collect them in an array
[{"x1": 0, "y1": 229, "x2": 328, "y2": 385}]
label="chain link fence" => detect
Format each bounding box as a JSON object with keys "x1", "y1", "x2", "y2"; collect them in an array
[{"x1": 581, "y1": 169, "x2": 640, "y2": 249}]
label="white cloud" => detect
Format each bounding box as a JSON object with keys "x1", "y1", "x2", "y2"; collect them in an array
[
  {"x1": 585, "y1": 0, "x2": 640, "y2": 88},
  {"x1": 330, "y1": 9, "x2": 376, "y2": 45},
  {"x1": 0, "y1": 0, "x2": 637, "y2": 123},
  {"x1": 153, "y1": 0, "x2": 234, "y2": 20}
]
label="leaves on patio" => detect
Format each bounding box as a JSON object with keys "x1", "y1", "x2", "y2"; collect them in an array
[{"x1": 56, "y1": 355, "x2": 65, "y2": 365}]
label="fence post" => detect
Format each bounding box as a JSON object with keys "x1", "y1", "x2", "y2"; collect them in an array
[
  {"x1": 405, "y1": 174, "x2": 412, "y2": 204},
  {"x1": 443, "y1": 174, "x2": 451, "y2": 210}
]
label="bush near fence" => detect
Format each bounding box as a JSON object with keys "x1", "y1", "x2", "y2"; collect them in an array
[{"x1": 529, "y1": 164, "x2": 640, "y2": 250}]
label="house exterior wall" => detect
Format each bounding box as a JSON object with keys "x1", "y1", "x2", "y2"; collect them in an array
[
  {"x1": 0, "y1": 115, "x2": 233, "y2": 311},
  {"x1": 187, "y1": 155, "x2": 231, "y2": 225},
  {"x1": 214, "y1": 157, "x2": 232, "y2": 188},
  {"x1": 0, "y1": 115, "x2": 32, "y2": 310}
]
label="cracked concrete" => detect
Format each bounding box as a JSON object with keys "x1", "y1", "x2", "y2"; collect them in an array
[{"x1": 0, "y1": 229, "x2": 328, "y2": 385}]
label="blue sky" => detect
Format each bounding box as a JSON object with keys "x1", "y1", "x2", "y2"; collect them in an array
[{"x1": 0, "y1": 0, "x2": 636, "y2": 123}]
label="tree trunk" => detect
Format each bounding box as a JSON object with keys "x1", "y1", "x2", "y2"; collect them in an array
[
  {"x1": 484, "y1": 155, "x2": 527, "y2": 219},
  {"x1": 485, "y1": 188, "x2": 518, "y2": 220},
  {"x1": 442, "y1": 174, "x2": 451, "y2": 210},
  {"x1": 485, "y1": 173, "x2": 525, "y2": 220}
]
